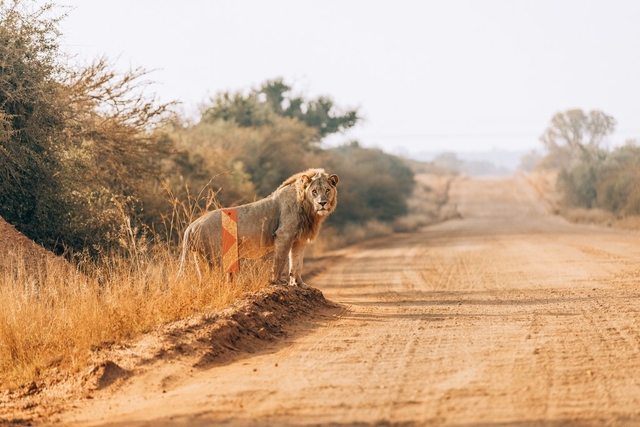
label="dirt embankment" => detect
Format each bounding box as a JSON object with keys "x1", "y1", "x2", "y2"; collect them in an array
[{"x1": 0, "y1": 284, "x2": 336, "y2": 425}]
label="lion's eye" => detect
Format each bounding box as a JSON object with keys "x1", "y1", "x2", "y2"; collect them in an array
[
  {"x1": 312, "y1": 190, "x2": 318, "y2": 197},
  {"x1": 325, "y1": 189, "x2": 330, "y2": 195}
]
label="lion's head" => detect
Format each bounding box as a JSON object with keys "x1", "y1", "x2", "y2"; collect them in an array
[
  {"x1": 300, "y1": 170, "x2": 339, "y2": 217},
  {"x1": 276, "y1": 168, "x2": 338, "y2": 241}
]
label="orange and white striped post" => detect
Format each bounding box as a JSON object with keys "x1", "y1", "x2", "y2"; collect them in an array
[{"x1": 221, "y1": 209, "x2": 239, "y2": 274}]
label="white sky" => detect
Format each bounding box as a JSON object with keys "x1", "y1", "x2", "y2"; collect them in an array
[{"x1": 51, "y1": 0, "x2": 640, "y2": 155}]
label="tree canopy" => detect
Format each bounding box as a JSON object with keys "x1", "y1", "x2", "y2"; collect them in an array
[
  {"x1": 201, "y1": 78, "x2": 360, "y2": 139},
  {"x1": 322, "y1": 142, "x2": 415, "y2": 227},
  {"x1": 540, "y1": 109, "x2": 616, "y2": 169}
]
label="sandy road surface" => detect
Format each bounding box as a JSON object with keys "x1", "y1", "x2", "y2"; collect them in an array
[{"x1": 60, "y1": 175, "x2": 640, "y2": 426}]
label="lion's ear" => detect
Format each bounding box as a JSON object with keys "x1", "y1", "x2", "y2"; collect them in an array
[
  {"x1": 300, "y1": 175, "x2": 311, "y2": 187},
  {"x1": 328, "y1": 174, "x2": 339, "y2": 187}
]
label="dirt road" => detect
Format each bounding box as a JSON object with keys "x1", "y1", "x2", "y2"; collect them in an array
[{"x1": 60, "y1": 175, "x2": 640, "y2": 426}]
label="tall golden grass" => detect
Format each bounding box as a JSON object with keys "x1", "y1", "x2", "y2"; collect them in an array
[{"x1": 0, "y1": 184, "x2": 270, "y2": 390}]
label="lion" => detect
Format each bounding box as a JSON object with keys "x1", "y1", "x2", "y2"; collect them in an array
[{"x1": 178, "y1": 168, "x2": 338, "y2": 288}]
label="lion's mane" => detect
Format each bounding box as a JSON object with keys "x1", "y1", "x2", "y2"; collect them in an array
[{"x1": 277, "y1": 168, "x2": 338, "y2": 242}]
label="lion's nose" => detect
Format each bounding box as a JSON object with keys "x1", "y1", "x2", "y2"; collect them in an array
[{"x1": 319, "y1": 201, "x2": 327, "y2": 207}]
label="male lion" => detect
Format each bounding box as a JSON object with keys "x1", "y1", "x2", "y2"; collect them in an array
[{"x1": 178, "y1": 168, "x2": 338, "y2": 287}]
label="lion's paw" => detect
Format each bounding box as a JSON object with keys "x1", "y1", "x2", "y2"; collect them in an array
[{"x1": 289, "y1": 278, "x2": 309, "y2": 289}]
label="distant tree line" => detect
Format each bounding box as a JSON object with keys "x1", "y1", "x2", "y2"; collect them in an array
[
  {"x1": 538, "y1": 109, "x2": 640, "y2": 216},
  {"x1": 0, "y1": 2, "x2": 414, "y2": 255}
]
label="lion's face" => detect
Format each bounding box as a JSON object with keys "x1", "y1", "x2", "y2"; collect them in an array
[{"x1": 305, "y1": 174, "x2": 339, "y2": 217}]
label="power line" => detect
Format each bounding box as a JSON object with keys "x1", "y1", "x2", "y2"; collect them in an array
[
  {"x1": 355, "y1": 129, "x2": 640, "y2": 141},
  {"x1": 356, "y1": 132, "x2": 541, "y2": 140}
]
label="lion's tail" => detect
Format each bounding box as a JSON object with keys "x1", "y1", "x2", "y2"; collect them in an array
[
  {"x1": 176, "y1": 225, "x2": 204, "y2": 283},
  {"x1": 176, "y1": 226, "x2": 192, "y2": 281}
]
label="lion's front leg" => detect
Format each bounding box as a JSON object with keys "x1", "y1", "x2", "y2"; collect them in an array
[
  {"x1": 270, "y1": 237, "x2": 293, "y2": 285},
  {"x1": 288, "y1": 240, "x2": 308, "y2": 288}
]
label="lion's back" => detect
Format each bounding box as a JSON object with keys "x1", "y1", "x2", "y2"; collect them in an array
[{"x1": 186, "y1": 196, "x2": 285, "y2": 260}]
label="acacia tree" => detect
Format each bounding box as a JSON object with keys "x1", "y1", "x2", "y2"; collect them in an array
[
  {"x1": 540, "y1": 109, "x2": 616, "y2": 209},
  {"x1": 258, "y1": 78, "x2": 360, "y2": 139},
  {"x1": 201, "y1": 78, "x2": 360, "y2": 140},
  {"x1": 540, "y1": 109, "x2": 616, "y2": 169}
]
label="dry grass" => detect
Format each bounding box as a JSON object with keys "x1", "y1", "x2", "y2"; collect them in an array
[
  {"x1": 560, "y1": 207, "x2": 640, "y2": 230},
  {"x1": 0, "y1": 185, "x2": 271, "y2": 391},
  {"x1": 523, "y1": 170, "x2": 562, "y2": 214},
  {"x1": 613, "y1": 215, "x2": 640, "y2": 230},
  {"x1": 560, "y1": 207, "x2": 614, "y2": 225},
  {"x1": 524, "y1": 170, "x2": 640, "y2": 231},
  {"x1": 0, "y1": 237, "x2": 270, "y2": 391}
]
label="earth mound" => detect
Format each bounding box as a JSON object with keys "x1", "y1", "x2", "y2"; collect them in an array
[{"x1": 0, "y1": 284, "x2": 337, "y2": 425}]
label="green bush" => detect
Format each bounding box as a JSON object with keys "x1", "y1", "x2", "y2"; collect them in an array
[
  {"x1": 1, "y1": 2, "x2": 172, "y2": 254},
  {"x1": 322, "y1": 142, "x2": 415, "y2": 227},
  {"x1": 595, "y1": 144, "x2": 640, "y2": 216},
  {"x1": 0, "y1": 2, "x2": 70, "y2": 250},
  {"x1": 539, "y1": 109, "x2": 640, "y2": 217},
  {"x1": 557, "y1": 160, "x2": 599, "y2": 208},
  {"x1": 156, "y1": 122, "x2": 416, "y2": 234},
  {"x1": 553, "y1": 140, "x2": 640, "y2": 216}
]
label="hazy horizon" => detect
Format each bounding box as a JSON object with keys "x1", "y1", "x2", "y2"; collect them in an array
[{"x1": 52, "y1": 0, "x2": 640, "y2": 156}]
